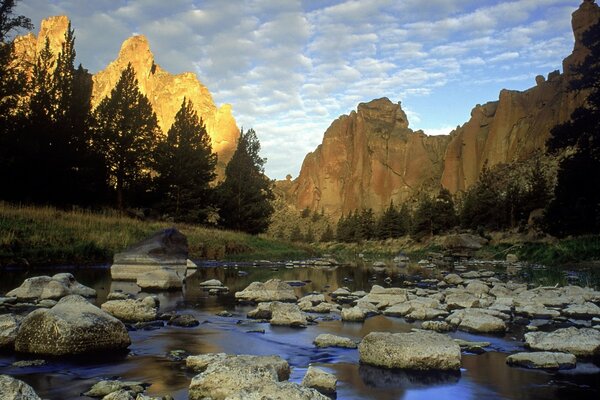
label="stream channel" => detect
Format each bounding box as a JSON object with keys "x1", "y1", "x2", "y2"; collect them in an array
[{"x1": 1, "y1": 263, "x2": 599, "y2": 399}]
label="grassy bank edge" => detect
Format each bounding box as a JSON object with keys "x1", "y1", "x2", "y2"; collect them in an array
[{"x1": 0, "y1": 202, "x2": 315, "y2": 267}]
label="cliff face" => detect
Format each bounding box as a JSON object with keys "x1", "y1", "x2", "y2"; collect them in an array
[
  {"x1": 13, "y1": 16, "x2": 239, "y2": 173},
  {"x1": 288, "y1": 98, "x2": 450, "y2": 216},
  {"x1": 442, "y1": 0, "x2": 599, "y2": 193},
  {"x1": 286, "y1": 0, "x2": 600, "y2": 213}
]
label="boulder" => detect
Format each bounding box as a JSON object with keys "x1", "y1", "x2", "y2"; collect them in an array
[
  {"x1": 111, "y1": 228, "x2": 188, "y2": 281},
  {"x1": 525, "y1": 327, "x2": 600, "y2": 356},
  {"x1": 101, "y1": 296, "x2": 159, "y2": 322},
  {"x1": 14, "y1": 295, "x2": 130, "y2": 355},
  {"x1": 562, "y1": 302, "x2": 600, "y2": 319},
  {"x1": 270, "y1": 302, "x2": 307, "y2": 327},
  {"x1": 225, "y1": 381, "x2": 329, "y2": 400},
  {"x1": 446, "y1": 309, "x2": 507, "y2": 333},
  {"x1": 445, "y1": 292, "x2": 480, "y2": 309},
  {"x1": 341, "y1": 302, "x2": 378, "y2": 322},
  {"x1": 313, "y1": 333, "x2": 357, "y2": 349},
  {"x1": 188, "y1": 353, "x2": 293, "y2": 399},
  {"x1": 0, "y1": 314, "x2": 21, "y2": 350},
  {"x1": 361, "y1": 285, "x2": 408, "y2": 308},
  {"x1": 421, "y1": 321, "x2": 453, "y2": 332},
  {"x1": 465, "y1": 280, "x2": 490, "y2": 296},
  {"x1": 359, "y1": 331, "x2": 461, "y2": 370},
  {"x1": 136, "y1": 268, "x2": 183, "y2": 291},
  {"x1": 0, "y1": 374, "x2": 41, "y2": 400},
  {"x1": 247, "y1": 302, "x2": 273, "y2": 319},
  {"x1": 515, "y1": 304, "x2": 561, "y2": 318},
  {"x1": 443, "y1": 274, "x2": 463, "y2": 285},
  {"x1": 168, "y1": 314, "x2": 199, "y2": 327},
  {"x1": 6, "y1": 273, "x2": 96, "y2": 301},
  {"x1": 301, "y1": 366, "x2": 337, "y2": 395},
  {"x1": 235, "y1": 279, "x2": 297, "y2": 303},
  {"x1": 84, "y1": 380, "x2": 146, "y2": 397},
  {"x1": 506, "y1": 351, "x2": 576, "y2": 370}
]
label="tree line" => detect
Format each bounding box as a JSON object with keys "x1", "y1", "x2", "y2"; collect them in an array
[
  {"x1": 0, "y1": 2, "x2": 273, "y2": 234},
  {"x1": 331, "y1": 24, "x2": 600, "y2": 242}
]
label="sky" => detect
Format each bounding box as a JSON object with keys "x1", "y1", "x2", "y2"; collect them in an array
[{"x1": 15, "y1": 0, "x2": 582, "y2": 179}]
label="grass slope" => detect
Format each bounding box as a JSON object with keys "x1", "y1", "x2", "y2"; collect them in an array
[{"x1": 0, "y1": 203, "x2": 315, "y2": 267}]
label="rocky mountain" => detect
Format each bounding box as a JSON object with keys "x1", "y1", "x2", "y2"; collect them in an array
[
  {"x1": 284, "y1": 0, "x2": 600, "y2": 215},
  {"x1": 13, "y1": 16, "x2": 239, "y2": 173}
]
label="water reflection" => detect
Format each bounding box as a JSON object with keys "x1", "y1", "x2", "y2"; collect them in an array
[{"x1": 1, "y1": 265, "x2": 599, "y2": 400}]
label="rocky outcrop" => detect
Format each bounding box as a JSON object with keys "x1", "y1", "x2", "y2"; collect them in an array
[
  {"x1": 12, "y1": 16, "x2": 239, "y2": 175},
  {"x1": 283, "y1": 1, "x2": 600, "y2": 213},
  {"x1": 285, "y1": 98, "x2": 449, "y2": 215},
  {"x1": 14, "y1": 295, "x2": 131, "y2": 355}
]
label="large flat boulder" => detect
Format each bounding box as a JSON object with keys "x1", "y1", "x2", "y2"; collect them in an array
[
  {"x1": 361, "y1": 285, "x2": 408, "y2": 308},
  {"x1": 525, "y1": 327, "x2": 600, "y2": 356},
  {"x1": 0, "y1": 375, "x2": 41, "y2": 400},
  {"x1": 235, "y1": 279, "x2": 297, "y2": 303},
  {"x1": 6, "y1": 273, "x2": 96, "y2": 301},
  {"x1": 359, "y1": 331, "x2": 461, "y2": 370},
  {"x1": 446, "y1": 309, "x2": 507, "y2": 333},
  {"x1": 101, "y1": 296, "x2": 159, "y2": 322},
  {"x1": 506, "y1": 352, "x2": 576, "y2": 370},
  {"x1": 111, "y1": 228, "x2": 188, "y2": 280},
  {"x1": 314, "y1": 334, "x2": 357, "y2": 349},
  {"x1": 136, "y1": 268, "x2": 183, "y2": 291},
  {"x1": 14, "y1": 295, "x2": 130, "y2": 356}
]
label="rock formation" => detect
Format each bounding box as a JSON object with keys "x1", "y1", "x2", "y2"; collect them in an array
[
  {"x1": 284, "y1": 0, "x2": 600, "y2": 213},
  {"x1": 12, "y1": 16, "x2": 239, "y2": 174},
  {"x1": 287, "y1": 98, "x2": 450, "y2": 216}
]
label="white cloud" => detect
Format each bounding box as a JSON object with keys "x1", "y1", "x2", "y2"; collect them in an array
[{"x1": 15, "y1": 0, "x2": 583, "y2": 179}]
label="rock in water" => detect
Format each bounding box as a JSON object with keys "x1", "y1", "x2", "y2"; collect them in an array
[
  {"x1": 0, "y1": 374, "x2": 41, "y2": 400},
  {"x1": 301, "y1": 366, "x2": 337, "y2": 395},
  {"x1": 313, "y1": 333, "x2": 357, "y2": 349},
  {"x1": 359, "y1": 331, "x2": 461, "y2": 370},
  {"x1": 111, "y1": 228, "x2": 188, "y2": 281},
  {"x1": 525, "y1": 327, "x2": 600, "y2": 356},
  {"x1": 101, "y1": 296, "x2": 159, "y2": 322},
  {"x1": 235, "y1": 279, "x2": 297, "y2": 303},
  {"x1": 7, "y1": 273, "x2": 96, "y2": 301},
  {"x1": 506, "y1": 352, "x2": 576, "y2": 370},
  {"x1": 136, "y1": 268, "x2": 183, "y2": 291},
  {"x1": 0, "y1": 314, "x2": 21, "y2": 350},
  {"x1": 14, "y1": 295, "x2": 130, "y2": 356}
]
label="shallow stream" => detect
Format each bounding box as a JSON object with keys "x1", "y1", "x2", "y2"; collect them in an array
[{"x1": 1, "y1": 264, "x2": 599, "y2": 399}]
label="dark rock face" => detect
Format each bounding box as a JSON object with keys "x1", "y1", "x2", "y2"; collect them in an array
[
  {"x1": 113, "y1": 228, "x2": 188, "y2": 265},
  {"x1": 111, "y1": 228, "x2": 188, "y2": 280},
  {"x1": 14, "y1": 295, "x2": 131, "y2": 356}
]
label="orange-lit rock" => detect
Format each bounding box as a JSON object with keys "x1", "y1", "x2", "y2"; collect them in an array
[
  {"x1": 287, "y1": 98, "x2": 449, "y2": 216},
  {"x1": 13, "y1": 17, "x2": 239, "y2": 174}
]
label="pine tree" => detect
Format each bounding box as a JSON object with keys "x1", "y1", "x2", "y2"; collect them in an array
[
  {"x1": 216, "y1": 128, "x2": 274, "y2": 234},
  {"x1": 320, "y1": 224, "x2": 334, "y2": 242},
  {"x1": 544, "y1": 22, "x2": 600, "y2": 236},
  {"x1": 93, "y1": 63, "x2": 160, "y2": 210},
  {"x1": 155, "y1": 98, "x2": 217, "y2": 222},
  {"x1": 358, "y1": 208, "x2": 375, "y2": 240}
]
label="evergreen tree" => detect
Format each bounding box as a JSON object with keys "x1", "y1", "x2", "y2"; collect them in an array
[
  {"x1": 216, "y1": 128, "x2": 274, "y2": 234},
  {"x1": 544, "y1": 22, "x2": 600, "y2": 236},
  {"x1": 155, "y1": 98, "x2": 217, "y2": 222},
  {"x1": 320, "y1": 224, "x2": 334, "y2": 242},
  {"x1": 412, "y1": 194, "x2": 435, "y2": 237},
  {"x1": 460, "y1": 163, "x2": 503, "y2": 230},
  {"x1": 358, "y1": 208, "x2": 375, "y2": 240},
  {"x1": 93, "y1": 63, "x2": 160, "y2": 210},
  {"x1": 304, "y1": 226, "x2": 315, "y2": 243},
  {"x1": 289, "y1": 225, "x2": 303, "y2": 242},
  {"x1": 0, "y1": 0, "x2": 32, "y2": 200},
  {"x1": 432, "y1": 188, "x2": 458, "y2": 231}
]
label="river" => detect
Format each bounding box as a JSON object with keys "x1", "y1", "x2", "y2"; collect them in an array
[{"x1": 0, "y1": 264, "x2": 599, "y2": 399}]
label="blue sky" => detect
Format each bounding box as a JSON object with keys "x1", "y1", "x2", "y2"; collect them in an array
[{"x1": 16, "y1": 0, "x2": 582, "y2": 179}]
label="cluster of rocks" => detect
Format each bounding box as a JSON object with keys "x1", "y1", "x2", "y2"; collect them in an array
[
  {"x1": 186, "y1": 353, "x2": 333, "y2": 399},
  {"x1": 82, "y1": 379, "x2": 172, "y2": 400},
  {"x1": 198, "y1": 279, "x2": 229, "y2": 295}
]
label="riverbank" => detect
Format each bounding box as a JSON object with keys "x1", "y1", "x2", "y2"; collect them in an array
[{"x1": 0, "y1": 203, "x2": 315, "y2": 267}]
